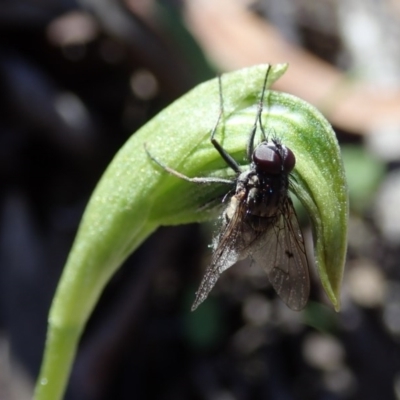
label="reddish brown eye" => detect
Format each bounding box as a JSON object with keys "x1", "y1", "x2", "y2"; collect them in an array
[
  {"x1": 252, "y1": 144, "x2": 282, "y2": 174},
  {"x1": 252, "y1": 143, "x2": 296, "y2": 174},
  {"x1": 283, "y1": 147, "x2": 295, "y2": 172}
]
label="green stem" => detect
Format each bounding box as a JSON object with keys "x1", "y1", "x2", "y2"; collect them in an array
[
  {"x1": 34, "y1": 325, "x2": 81, "y2": 400},
  {"x1": 33, "y1": 64, "x2": 348, "y2": 399},
  {"x1": 34, "y1": 224, "x2": 156, "y2": 400}
]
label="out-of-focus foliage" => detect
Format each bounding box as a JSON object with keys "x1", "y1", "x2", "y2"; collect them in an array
[{"x1": 341, "y1": 145, "x2": 385, "y2": 214}]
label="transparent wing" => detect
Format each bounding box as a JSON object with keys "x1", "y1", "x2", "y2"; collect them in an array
[
  {"x1": 251, "y1": 197, "x2": 310, "y2": 311},
  {"x1": 191, "y1": 196, "x2": 250, "y2": 311}
]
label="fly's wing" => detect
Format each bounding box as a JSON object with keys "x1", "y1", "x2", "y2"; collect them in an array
[
  {"x1": 191, "y1": 196, "x2": 249, "y2": 311},
  {"x1": 251, "y1": 197, "x2": 310, "y2": 311}
]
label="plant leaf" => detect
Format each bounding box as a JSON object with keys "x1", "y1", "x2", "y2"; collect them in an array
[{"x1": 34, "y1": 64, "x2": 348, "y2": 400}]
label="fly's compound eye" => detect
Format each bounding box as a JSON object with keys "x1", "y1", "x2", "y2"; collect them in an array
[
  {"x1": 282, "y1": 146, "x2": 295, "y2": 173},
  {"x1": 252, "y1": 143, "x2": 296, "y2": 174}
]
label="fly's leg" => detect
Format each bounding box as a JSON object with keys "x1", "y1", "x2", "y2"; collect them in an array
[
  {"x1": 145, "y1": 72, "x2": 249, "y2": 184},
  {"x1": 144, "y1": 144, "x2": 234, "y2": 185},
  {"x1": 209, "y1": 76, "x2": 242, "y2": 174},
  {"x1": 247, "y1": 65, "x2": 271, "y2": 159}
]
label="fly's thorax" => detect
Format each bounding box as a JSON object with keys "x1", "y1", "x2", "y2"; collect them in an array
[{"x1": 244, "y1": 168, "x2": 288, "y2": 218}]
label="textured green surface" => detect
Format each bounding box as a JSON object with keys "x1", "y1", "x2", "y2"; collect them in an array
[{"x1": 34, "y1": 64, "x2": 348, "y2": 400}]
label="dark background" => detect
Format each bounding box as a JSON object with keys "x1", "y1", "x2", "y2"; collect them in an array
[{"x1": 1, "y1": 1, "x2": 400, "y2": 399}]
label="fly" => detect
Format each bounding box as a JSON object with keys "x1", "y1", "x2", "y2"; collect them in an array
[{"x1": 145, "y1": 66, "x2": 310, "y2": 311}]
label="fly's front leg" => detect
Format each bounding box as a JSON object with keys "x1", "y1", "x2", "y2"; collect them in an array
[
  {"x1": 144, "y1": 144, "x2": 234, "y2": 185},
  {"x1": 247, "y1": 65, "x2": 271, "y2": 159},
  {"x1": 210, "y1": 76, "x2": 242, "y2": 174}
]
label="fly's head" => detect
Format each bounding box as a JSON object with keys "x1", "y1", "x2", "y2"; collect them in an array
[
  {"x1": 237, "y1": 140, "x2": 295, "y2": 218},
  {"x1": 252, "y1": 139, "x2": 296, "y2": 176}
]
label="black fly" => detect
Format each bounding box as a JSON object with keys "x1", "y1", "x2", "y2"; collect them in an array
[{"x1": 145, "y1": 66, "x2": 310, "y2": 311}]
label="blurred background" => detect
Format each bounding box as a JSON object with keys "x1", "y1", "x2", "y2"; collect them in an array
[{"x1": 2, "y1": 0, "x2": 400, "y2": 399}]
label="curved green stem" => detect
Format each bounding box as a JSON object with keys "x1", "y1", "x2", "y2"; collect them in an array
[{"x1": 34, "y1": 64, "x2": 348, "y2": 400}]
